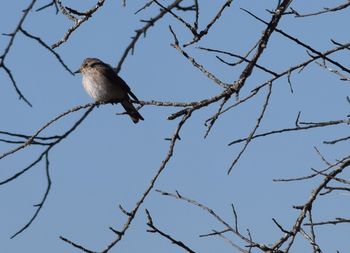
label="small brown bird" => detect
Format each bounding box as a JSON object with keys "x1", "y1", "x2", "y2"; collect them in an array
[{"x1": 75, "y1": 58, "x2": 144, "y2": 123}]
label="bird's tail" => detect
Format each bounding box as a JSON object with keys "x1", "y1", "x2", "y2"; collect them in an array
[{"x1": 121, "y1": 99, "x2": 144, "y2": 124}]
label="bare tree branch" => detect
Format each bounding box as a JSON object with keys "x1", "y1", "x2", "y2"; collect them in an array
[{"x1": 145, "y1": 209, "x2": 197, "y2": 253}]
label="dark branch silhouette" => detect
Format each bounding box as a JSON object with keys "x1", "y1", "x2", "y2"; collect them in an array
[{"x1": 1, "y1": 1, "x2": 349, "y2": 252}]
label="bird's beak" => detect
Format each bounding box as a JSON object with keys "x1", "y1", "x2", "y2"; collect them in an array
[{"x1": 74, "y1": 69, "x2": 81, "y2": 74}]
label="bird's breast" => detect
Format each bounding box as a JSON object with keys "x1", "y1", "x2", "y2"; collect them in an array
[{"x1": 82, "y1": 72, "x2": 125, "y2": 102}]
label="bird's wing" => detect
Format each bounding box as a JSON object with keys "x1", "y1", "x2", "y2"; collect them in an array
[
  {"x1": 100, "y1": 64, "x2": 140, "y2": 102},
  {"x1": 115, "y1": 75, "x2": 140, "y2": 102}
]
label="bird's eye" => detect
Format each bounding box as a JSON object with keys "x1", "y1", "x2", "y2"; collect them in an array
[{"x1": 90, "y1": 62, "x2": 99, "y2": 68}]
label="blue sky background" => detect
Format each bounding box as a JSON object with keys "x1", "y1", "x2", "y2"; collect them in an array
[{"x1": 1, "y1": 1, "x2": 350, "y2": 252}]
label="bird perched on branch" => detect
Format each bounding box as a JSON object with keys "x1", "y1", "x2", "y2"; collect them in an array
[{"x1": 75, "y1": 58, "x2": 144, "y2": 123}]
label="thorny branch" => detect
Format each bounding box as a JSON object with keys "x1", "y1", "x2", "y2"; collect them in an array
[
  {"x1": 0, "y1": 0, "x2": 75, "y2": 106},
  {"x1": 2, "y1": 104, "x2": 95, "y2": 238},
  {"x1": 304, "y1": 217, "x2": 350, "y2": 226},
  {"x1": 146, "y1": 209, "x2": 197, "y2": 253},
  {"x1": 290, "y1": 1, "x2": 350, "y2": 18},
  {"x1": 19, "y1": 27, "x2": 74, "y2": 75},
  {"x1": 228, "y1": 118, "x2": 350, "y2": 146},
  {"x1": 60, "y1": 112, "x2": 192, "y2": 252},
  {"x1": 0, "y1": 103, "x2": 96, "y2": 160},
  {"x1": 51, "y1": 0, "x2": 106, "y2": 49},
  {"x1": 227, "y1": 82, "x2": 272, "y2": 174},
  {"x1": 156, "y1": 157, "x2": 350, "y2": 252},
  {"x1": 271, "y1": 158, "x2": 350, "y2": 251},
  {"x1": 0, "y1": 0, "x2": 37, "y2": 106},
  {"x1": 156, "y1": 189, "x2": 278, "y2": 252},
  {"x1": 115, "y1": 0, "x2": 184, "y2": 73},
  {"x1": 10, "y1": 152, "x2": 51, "y2": 239}
]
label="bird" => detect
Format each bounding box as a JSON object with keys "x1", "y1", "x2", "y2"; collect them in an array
[{"x1": 75, "y1": 58, "x2": 144, "y2": 123}]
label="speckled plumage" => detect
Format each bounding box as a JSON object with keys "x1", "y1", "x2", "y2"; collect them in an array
[{"x1": 76, "y1": 58, "x2": 144, "y2": 123}]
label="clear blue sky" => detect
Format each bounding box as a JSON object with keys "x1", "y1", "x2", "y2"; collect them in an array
[{"x1": 1, "y1": 1, "x2": 349, "y2": 252}]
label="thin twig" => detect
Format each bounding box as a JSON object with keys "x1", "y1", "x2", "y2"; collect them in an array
[
  {"x1": 115, "y1": 0, "x2": 184, "y2": 73},
  {"x1": 0, "y1": 103, "x2": 95, "y2": 160},
  {"x1": 170, "y1": 30, "x2": 230, "y2": 89},
  {"x1": 145, "y1": 209, "x2": 197, "y2": 253},
  {"x1": 19, "y1": 27, "x2": 74, "y2": 75},
  {"x1": 229, "y1": 118, "x2": 350, "y2": 146},
  {"x1": 227, "y1": 82, "x2": 273, "y2": 174},
  {"x1": 51, "y1": 0, "x2": 106, "y2": 49},
  {"x1": 242, "y1": 8, "x2": 350, "y2": 75},
  {"x1": 10, "y1": 153, "x2": 52, "y2": 238},
  {"x1": 291, "y1": 1, "x2": 350, "y2": 17},
  {"x1": 184, "y1": 0, "x2": 234, "y2": 47}
]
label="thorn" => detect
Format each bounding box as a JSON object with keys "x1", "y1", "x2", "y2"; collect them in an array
[
  {"x1": 175, "y1": 190, "x2": 182, "y2": 198},
  {"x1": 109, "y1": 227, "x2": 123, "y2": 236},
  {"x1": 119, "y1": 204, "x2": 132, "y2": 216}
]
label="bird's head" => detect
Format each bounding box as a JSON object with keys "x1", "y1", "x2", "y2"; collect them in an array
[{"x1": 74, "y1": 58, "x2": 104, "y2": 75}]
